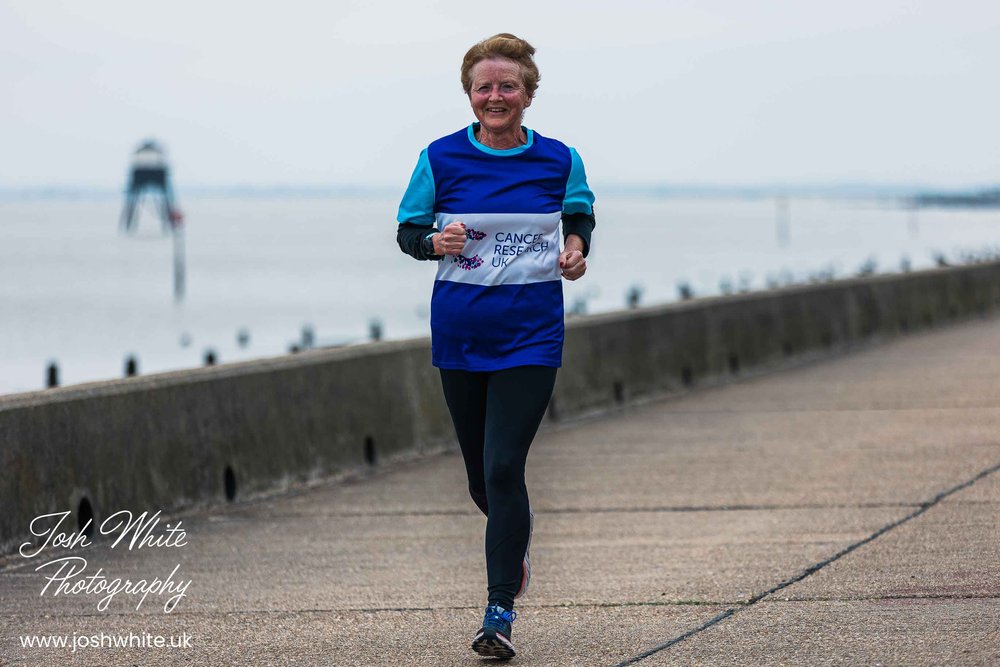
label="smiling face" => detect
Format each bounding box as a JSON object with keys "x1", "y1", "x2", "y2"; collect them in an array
[{"x1": 467, "y1": 57, "x2": 532, "y2": 139}]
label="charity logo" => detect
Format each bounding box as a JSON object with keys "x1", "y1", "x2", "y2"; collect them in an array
[
  {"x1": 452, "y1": 254, "x2": 483, "y2": 270},
  {"x1": 465, "y1": 227, "x2": 487, "y2": 240}
]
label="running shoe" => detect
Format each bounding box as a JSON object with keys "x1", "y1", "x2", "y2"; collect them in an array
[
  {"x1": 514, "y1": 505, "x2": 534, "y2": 599},
  {"x1": 471, "y1": 603, "x2": 517, "y2": 659}
]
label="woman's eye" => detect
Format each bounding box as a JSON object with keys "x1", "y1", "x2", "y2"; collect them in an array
[{"x1": 501, "y1": 84, "x2": 515, "y2": 93}]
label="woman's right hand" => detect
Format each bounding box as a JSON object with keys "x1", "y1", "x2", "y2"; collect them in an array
[{"x1": 433, "y1": 221, "x2": 467, "y2": 256}]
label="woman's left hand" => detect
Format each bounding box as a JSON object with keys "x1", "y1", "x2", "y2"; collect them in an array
[{"x1": 559, "y1": 248, "x2": 586, "y2": 281}]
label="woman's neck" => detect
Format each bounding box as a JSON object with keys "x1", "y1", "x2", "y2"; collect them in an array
[{"x1": 476, "y1": 124, "x2": 526, "y2": 150}]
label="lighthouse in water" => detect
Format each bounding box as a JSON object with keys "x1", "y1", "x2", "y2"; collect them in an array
[
  {"x1": 120, "y1": 139, "x2": 186, "y2": 300},
  {"x1": 120, "y1": 140, "x2": 183, "y2": 233}
]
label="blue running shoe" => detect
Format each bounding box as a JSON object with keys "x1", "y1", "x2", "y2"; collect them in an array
[{"x1": 471, "y1": 603, "x2": 517, "y2": 659}]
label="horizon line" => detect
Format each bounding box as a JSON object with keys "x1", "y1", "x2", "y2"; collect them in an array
[{"x1": 1, "y1": 181, "x2": 997, "y2": 201}]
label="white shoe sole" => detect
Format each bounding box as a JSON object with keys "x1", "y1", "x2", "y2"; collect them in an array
[
  {"x1": 514, "y1": 505, "x2": 534, "y2": 599},
  {"x1": 472, "y1": 629, "x2": 516, "y2": 659}
]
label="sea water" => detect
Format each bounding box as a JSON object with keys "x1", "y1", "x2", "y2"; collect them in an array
[{"x1": 1, "y1": 194, "x2": 997, "y2": 396}]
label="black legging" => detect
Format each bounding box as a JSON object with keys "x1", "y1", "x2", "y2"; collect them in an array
[{"x1": 439, "y1": 365, "x2": 557, "y2": 610}]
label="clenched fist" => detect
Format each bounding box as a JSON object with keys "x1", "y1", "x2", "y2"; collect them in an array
[
  {"x1": 560, "y1": 234, "x2": 587, "y2": 281},
  {"x1": 433, "y1": 222, "x2": 467, "y2": 256}
]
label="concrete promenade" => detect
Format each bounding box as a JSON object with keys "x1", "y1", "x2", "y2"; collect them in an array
[{"x1": 2, "y1": 316, "x2": 999, "y2": 666}]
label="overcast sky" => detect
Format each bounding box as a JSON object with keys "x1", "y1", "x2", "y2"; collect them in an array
[{"x1": 2, "y1": 0, "x2": 998, "y2": 190}]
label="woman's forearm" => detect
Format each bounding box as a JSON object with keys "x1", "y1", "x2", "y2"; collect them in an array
[
  {"x1": 397, "y1": 223, "x2": 442, "y2": 261},
  {"x1": 562, "y1": 211, "x2": 595, "y2": 257},
  {"x1": 564, "y1": 234, "x2": 585, "y2": 254}
]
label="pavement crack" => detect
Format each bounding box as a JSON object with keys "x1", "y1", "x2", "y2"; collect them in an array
[
  {"x1": 611, "y1": 458, "x2": 1000, "y2": 667},
  {"x1": 210, "y1": 501, "x2": 920, "y2": 522},
  {"x1": 762, "y1": 593, "x2": 1000, "y2": 603},
  {"x1": 540, "y1": 502, "x2": 919, "y2": 514},
  {"x1": 0, "y1": 600, "x2": 742, "y2": 621},
  {"x1": 656, "y1": 406, "x2": 1000, "y2": 415}
]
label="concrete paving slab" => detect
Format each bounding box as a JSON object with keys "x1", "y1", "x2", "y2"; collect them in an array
[
  {"x1": 4, "y1": 317, "x2": 1000, "y2": 665},
  {"x1": 941, "y1": 462, "x2": 1000, "y2": 504},
  {"x1": 240, "y1": 399, "x2": 1000, "y2": 519},
  {"x1": 621, "y1": 431, "x2": 1000, "y2": 666},
  {"x1": 638, "y1": 599, "x2": 1000, "y2": 667},
  {"x1": 771, "y1": 488, "x2": 1000, "y2": 602},
  {"x1": 0, "y1": 503, "x2": 903, "y2": 616},
  {"x1": 1, "y1": 604, "x2": 729, "y2": 667},
  {"x1": 532, "y1": 507, "x2": 902, "y2": 605},
  {"x1": 2, "y1": 511, "x2": 488, "y2": 615},
  {"x1": 654, "y1": 317, "x2": 1000, "y2": 413},
  {"x1": 530, "y1": 407, "x2": 1000, "y2": 510},
  {"x1": 241, "y1": 450, "x2": 479, "y2": 517}
]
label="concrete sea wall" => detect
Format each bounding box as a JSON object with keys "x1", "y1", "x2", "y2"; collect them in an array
[{"x1": 3, "y1": 263, "x2": 1000, "y2": 554}]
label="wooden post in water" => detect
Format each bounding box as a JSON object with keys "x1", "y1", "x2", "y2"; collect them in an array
[
  {"x1": 174, "y1": 224, "x2": 185, "y2": 301},
  {"x1": 775, "y1": 195, "x2": 790, "y2": 247}
]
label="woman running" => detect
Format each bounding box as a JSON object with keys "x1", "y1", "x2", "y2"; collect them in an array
[{"x1": 396, "y1": 32, "x2": 596, "y2": 660}]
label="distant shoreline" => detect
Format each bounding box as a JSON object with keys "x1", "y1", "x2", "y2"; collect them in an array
[
  {"x1": 912, "y1": 189, "x2": 1000, "y2": 208},
  {"x1": 3, "y1": 183, "x2": 998, "y2": 203}
]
